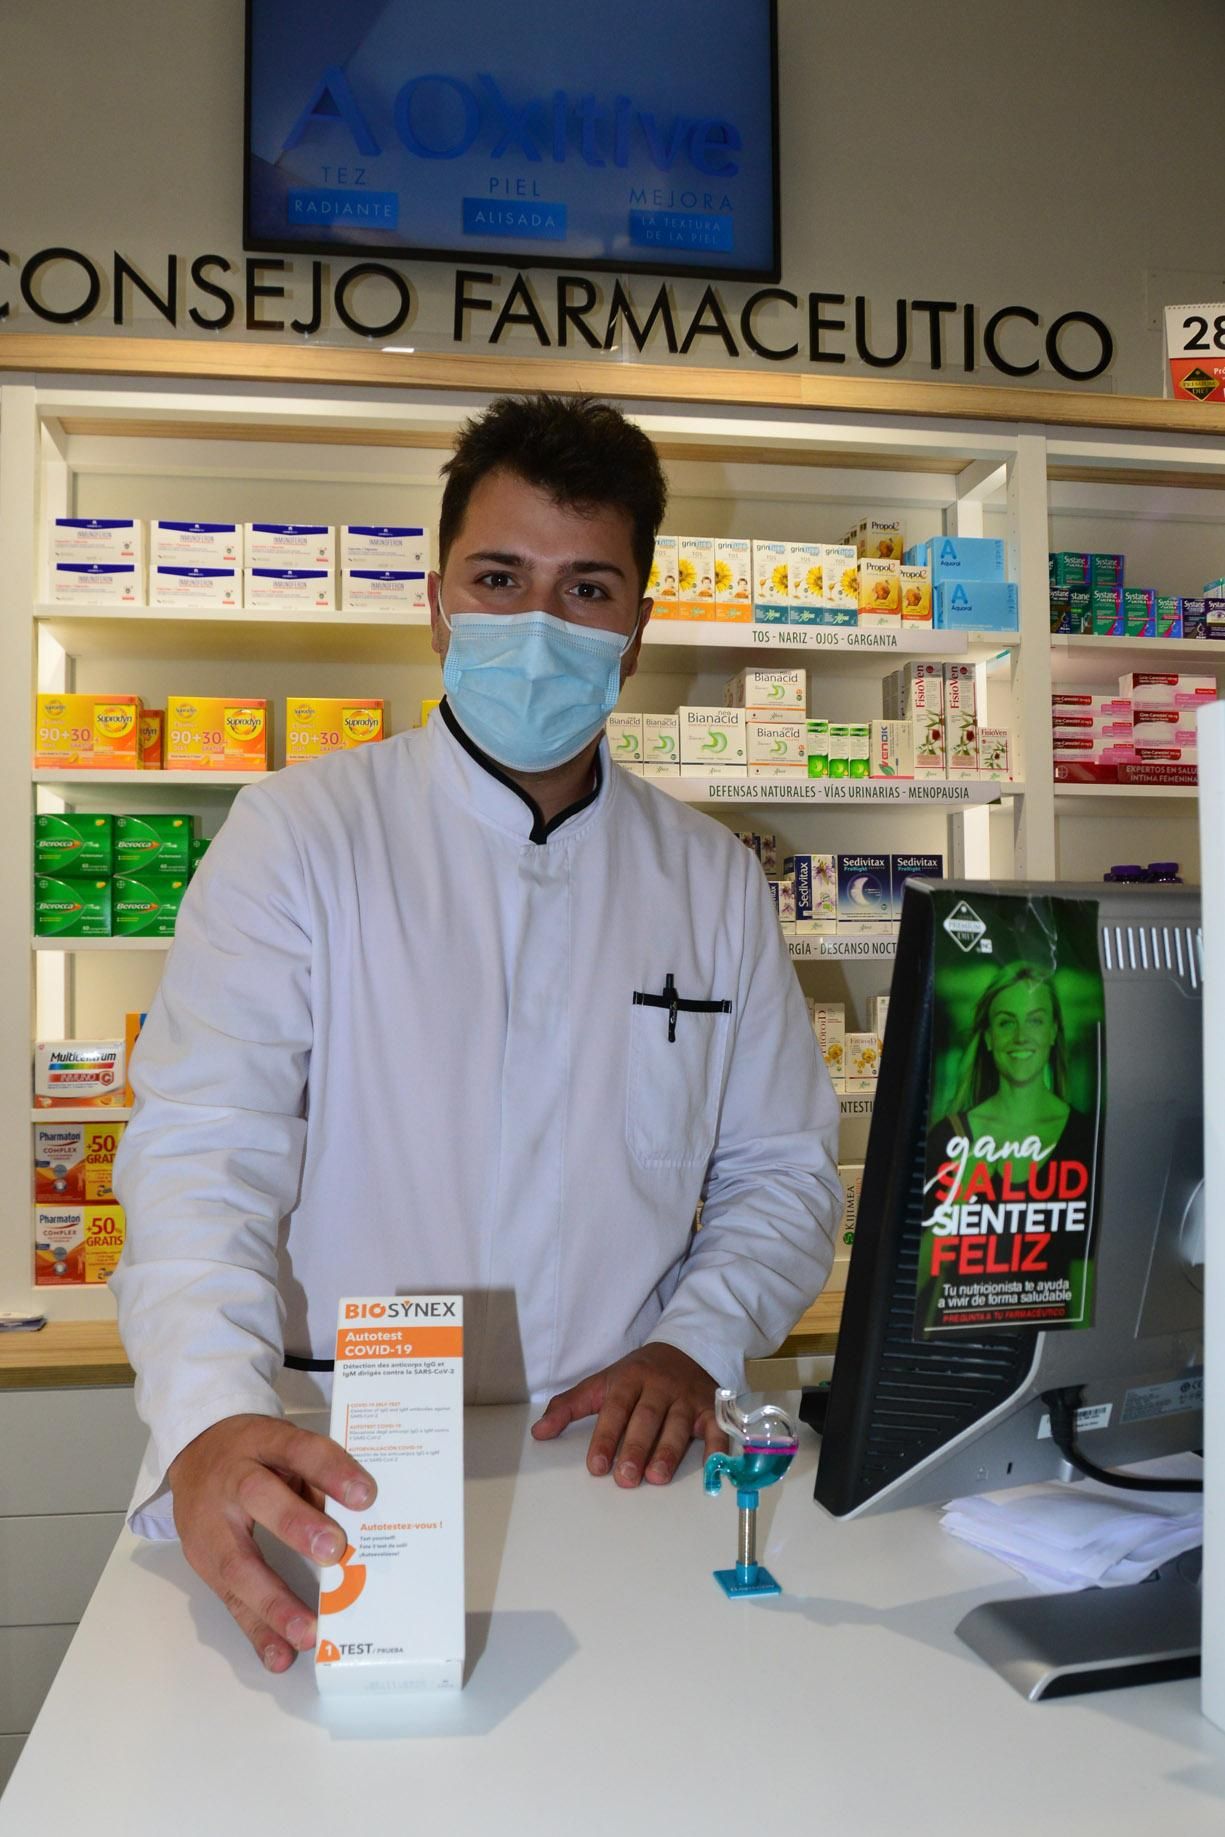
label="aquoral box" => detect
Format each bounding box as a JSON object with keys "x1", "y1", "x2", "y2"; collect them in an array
[
  {"x1": 934, "y1": 581, "x2": 1019, "y2": 632},
  {"x1": 34, "y1": 1203, "x2": 125, "y2": 1286},
  {"x1": 315, "y1": 1295, "x2": 464, "y2": 1694},
  {"x1": 921, "y1": 536, "x2": 1006, "y2": 583}
]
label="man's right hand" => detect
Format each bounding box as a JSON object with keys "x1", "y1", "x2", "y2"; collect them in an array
[{"x1": 168, "y1": 1414, "x2": 377, "y2": 1674}]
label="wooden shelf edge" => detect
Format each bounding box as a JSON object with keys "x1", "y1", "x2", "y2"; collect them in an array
[
  {"x1": 0, "y1": 1320, "x2": 134, "y2": 1390},
  {"x1": 5, "y1": 334, "x2": 1225, "y2": 436}
]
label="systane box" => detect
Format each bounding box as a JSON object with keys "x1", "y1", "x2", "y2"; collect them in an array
[{"x1": 316, "y1": 1295, "x2": 465, "y2": 1695}]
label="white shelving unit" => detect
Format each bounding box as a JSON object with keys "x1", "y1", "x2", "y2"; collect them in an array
[{"x1": 4, "y1": 361, "x2": 1224, "y2": 1323}]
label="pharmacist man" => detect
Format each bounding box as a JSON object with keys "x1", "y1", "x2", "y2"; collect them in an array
[{"x1": 112, "y1": 393, "x2": 841, "y2": 1674}]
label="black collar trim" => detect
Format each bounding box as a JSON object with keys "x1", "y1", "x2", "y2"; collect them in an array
[{"x1": 439, "y1": 696, "x2": 603, "y2": 846}]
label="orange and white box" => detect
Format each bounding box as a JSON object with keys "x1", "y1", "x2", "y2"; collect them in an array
[
  {"x1": 34, "y1": 1203, "x2": 125, "y2": 1286},
  {"x1": 285, "y1": 697, "x2": 384, "y2": 763},
  {"x1": 900, "y1": 564, "x2": 932, "y2": 625},
  {"x1": 34, "y1": 1120, "x2": 125, "y2": 1204},
  {"x1": 34, "y1": 1040, "x2": 125, "y2": 1110},
  {"x1": 165, "y1": 696, "x2": 268, "y2": 772},
  {"x1": 647, "y1": 536, "x2": 680, "y2": 618},
  {"x1": 857, "y1": 558, "x2": 902, "y2": 628},
  {"x1": 714, "y1": 538, "x2": 752, "y2": 622},
  {"x1": 140, "y1": 709, "x2": 164, "y2": 769},
  {"x1": 678, "y1": 536, "x2": 715, "y2": 621},
  {"x1": 35, "y1": 694, "x2": 143, "y2": 770},
  {"x1": 316, "y1": 1294, "x2": 465, "y2": 1695}
]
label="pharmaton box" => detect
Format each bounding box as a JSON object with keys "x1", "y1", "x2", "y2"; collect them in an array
[
  {"x1": 315, "y1": 1296, "x2": 464, "y2": 1695},
  {"x1": 34, "y1": 1204, "x2": 125, "y2": 1285},
  {"x1": 34, "y1": 1120, "x2": 125, "y2": 1204}
]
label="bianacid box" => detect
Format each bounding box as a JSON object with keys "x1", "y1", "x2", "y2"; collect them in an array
[
  {"x1": 315, "y1": 1296, "x2": 464, "y2": 1694},
  {"x1": 606, "y1": 712, "x2": 644, "y2": 765},
  {"x1": 643, "y1": 713, "x2": 680, "y2": 765},
  {"x1": 725, "y1": 668, "x2": 806, "y2": 720},
  {"x1": 679, "y1": 707, "x2": 746, "y2": 766}
]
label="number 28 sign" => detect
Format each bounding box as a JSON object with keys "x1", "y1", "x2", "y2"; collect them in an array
[{"x1": 1165, "y1": 302, "x2": 1225, "y2": 402}]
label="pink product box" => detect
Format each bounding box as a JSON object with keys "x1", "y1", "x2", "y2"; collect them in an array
[
  {"x1": 1052, "y1": 736, "x2": 1138, "y2": 763},
  {"x1": 1119, "y1": 672, "x2": 1216, "y2": 711},
  {"x1": 1052, "y1": 714, "x2": 1133, "y2": 738}
]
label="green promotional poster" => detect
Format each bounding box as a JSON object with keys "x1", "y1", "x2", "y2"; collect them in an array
[{"x1": 916, "y1": 890, "x2": 1105, "y2": 1337}]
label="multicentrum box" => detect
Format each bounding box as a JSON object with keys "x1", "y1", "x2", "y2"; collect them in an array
[
  {"x1": 284, "y1": 698, "x2": 384, "y2": 763},
  {"x1": 315, "y1": 1295, "x2": 464, "y2": 1695},
  {"x1": 33, "y1": 1040, "x2": 125, "y2": 1109},
  {"x1": 35, "y1": 694, "x2": 143, "y2": 769},
  {"x1": 165, "y1": 697, "x2": 268, "y2": 771}
]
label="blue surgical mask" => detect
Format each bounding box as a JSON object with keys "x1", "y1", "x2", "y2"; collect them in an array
[{"x1": 439, "y1": 600, "x2": 638, "y2": 774}]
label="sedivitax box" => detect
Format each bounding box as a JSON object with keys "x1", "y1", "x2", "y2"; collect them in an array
[{"x1": 315, "y1": 1295, "x2": 464, "y2": 1695}]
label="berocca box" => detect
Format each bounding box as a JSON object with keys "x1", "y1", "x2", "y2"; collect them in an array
[
  {"x1": 115, "y1": 814, "x2": 193, "y2": 876},
  {"x1": 33, "y1": 813, "x2": 114, "y2": 877},
  {"x1": 316, "y1": 1296, "x2": 464, "y2": 1694},
  {"x1": 113, "y1": 872, "x2": 188, "y2": 938}
]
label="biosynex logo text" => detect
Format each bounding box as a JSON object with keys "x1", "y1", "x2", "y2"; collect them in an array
[
  {"x1": 343, "y1": 1300, "x2": 459, "y2": 1320},
  {"x1": 282, "y1": 68, "x2": 743, "y2": 178}
]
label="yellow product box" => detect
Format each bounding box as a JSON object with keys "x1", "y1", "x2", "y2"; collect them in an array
[
  {"x1": 123, "y1": 1010, "x2": 147, "y2": 1106},
  {"x1": 165, "y1": 696, "x2": 268, "y2": 772},
  {"x1": 846, "y1": 519, "x2": 904, "y2": 561},
  {"x1": 846, "y1": 1032, "x2": 883, "y2": 1092},
  {"x1": 34, "y1": 1202, "x2": 125, "y2": 1286},
  {"x1": 857, "y1": 558, "x2": 901, "y2": 622},
  {"x1": 899, "y1": 564, "x2": 932, "y2": 625},
  {"x1": 34, "y1": 694, "x2": 143, "y2": 770},
  {"x1": 34, "y1": 1120, "x2": 125, "y2": 1204},
  {"x1": 647, "y1": 535, "x2": 680, "y2": 618},
  {"x1": 678, "y1": 536, "x2": 715, "y2": 621},
  {"x1": 714, "y1": 538, "x2": 752, "y2": 622},
  {"x1": 752, "y1": 539, "x2": 790, "y2": 615},
  {"x1": 140, "y1": 708, "x2": 164, "y2": 769},
  {"x1": 419, "y1": 698, "x2": 441, "y2": 726},
  {"x1": 788, "y1": 542, "x2": 825, "y2": 617},
  {"x1": 284, "y1": 698, "x2": 385, "y2": 763}
]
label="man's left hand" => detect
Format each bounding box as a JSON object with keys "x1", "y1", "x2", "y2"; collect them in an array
[{"x1": 531, "y1": 1344, "x2": 728, "y2": 1486}]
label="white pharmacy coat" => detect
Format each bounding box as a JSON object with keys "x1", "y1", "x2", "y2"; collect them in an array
[{"x1": 112, "y1": 707, "x2": 841, "y2": 1537}]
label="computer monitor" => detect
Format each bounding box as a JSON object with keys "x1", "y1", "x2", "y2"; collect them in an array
[{"x1": 809, "y1": 879, "x2": 1204, "y2": 1697}]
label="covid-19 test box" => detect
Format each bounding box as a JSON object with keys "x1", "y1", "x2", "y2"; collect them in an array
[{"x1": 315, "y1": 1295, "x2": 465, "y2": 1695}]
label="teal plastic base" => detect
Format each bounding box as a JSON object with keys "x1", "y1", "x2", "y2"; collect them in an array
[{"x1": 714, "y1": 1565, "x2": 782, "y2": 1599}]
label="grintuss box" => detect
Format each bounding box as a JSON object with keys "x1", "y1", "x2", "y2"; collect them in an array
[
  {"x1": 284, "y1": 698, "x2": 385, "y2": 763},
  {"x1": 165, "y1": 696, "x2": 268, "y2": 772},
  {"x1": 752, "y1": 539, "x2": 789, "y2": 619},
  {"x1": 820, "y1": 544, "x2": 858, "y2": 619},
  {"x1": 244, "y1": 523, "x2": 334, "y2": 568},
  {"x1": 679, "y1": 706, "x2": 746, "y2": 765},
  {"x1": 606, "y1": 712, "x2": 644, "y2": 764},
  {"x1": 787, "y1": 543, "x2": 825, "y2": 625},
  {"x1": 340, "y1": 526, "x2": 430, "y2": 569},
  {"x1": 714, "y1": 538, "x2": 752, "y2": 622},
  {"x1": 647, "y1": 535, "x2": 679, "y2": 616},
  {"x1": 316, "y1": 1295, "x2": 464, "y2": 1694},
  {"x1": 678, "y1": 536, "x2": 715, "y2": 620},
  {"x1": 341, "y1": 571, "x2": 427, "y2": 610},
  {"x1": 245, "y1": 568, "x2": 335, "y2": 612}
]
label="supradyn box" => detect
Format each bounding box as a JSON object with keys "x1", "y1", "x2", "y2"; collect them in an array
[
  {"x1": 315, "y1": 1296, "x2": 465, "y2": 1694},
  {"x1": 284, "y1": 698, "x2": 384, "y2": 763},
  {"x1": 35, "y1": 695, "x2": 143, "y2": 770},
  {"x1": 165, "y1": 697, "x2": 268, "y2": 772}
]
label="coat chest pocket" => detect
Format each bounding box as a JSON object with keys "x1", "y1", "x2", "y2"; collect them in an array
[{"x1": 626, "y1": 985, "x2": 732, "y2": 1169}]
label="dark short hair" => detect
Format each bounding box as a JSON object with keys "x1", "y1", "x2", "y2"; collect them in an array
[{"x1": 439, "y1": 394, "x2": 668, "y2": 594}]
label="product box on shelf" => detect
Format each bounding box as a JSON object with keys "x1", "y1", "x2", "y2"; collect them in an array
[
  {"x1": 1121, "y1": 672, "x2": 1216, "y2": 710},
  {"x1": 245, "y1": 569, "x2": 335, "y2": 612},
  {"x1": 190, "y1": 837, "x2": 210, "y2": 874},
  {"x1": 870, "y1": 995, "x2": 891, "y2": 1039},
  {"x1": 114, "y1": 814, "x2": 193, "y2": 876},
  {"x1": 899, "y1": 564, "x2": 932, "y2": 625},
  {"x1": 714, "y1": 538, "x2": 752, "y2": 622},
  {"x1": 869, "y1": 719, "x2": 914, "y2": 778},
  {"x1": 165, "y1": 696, "x2": 269, "y2": 772},
  {"x1": 725, "y1": 668, "x2": 806, "y2": 720},
  {"x1": 35, "y1": 693, "x2": 143, "y2": 770},
  {"x1": 679, "y1": 707, "x2": 746, "y2": 765},
  {"x1": 885, "y1": 661, "x2": 943, "y2": 719},
  {"x1": 1123, "y1": 588, "x2": 1156, "y2": 637},
  {"x1": 810, "y1": 1002, "x2": 845, "y2": 1089},
  {"x1": 34, "y1": 1203, "x2": 125, "y2": 1286},
  {"x1": 826, "y1": 1165, "x2": 863, "y2": 1291},
  {"x1": 1206, "y1": 597, "x2": 1225, "y2": 638},
  {"x1": 857, "y1": 557, "x2": 901, "y2": 627},
  {"x1": 1182, "y1": 599, "x2": 1208, "y2": 639},
  {"x1": 647, "y1": 536, "x2": 679, "y2": 614},
  {"x1": 51, "y1": 562, "x2": 143, "y2": 605},
  {"x1": 943, "y1": 662, "x2": 977, "y2": 715},
  {"x1": 933, "y1": 581, "x2": 1019, "y2": 632},
  {"x1": 947, "y1": 711, "x2": 979, "y2": 775},
  {"x1": 912, "y1": 714, "x2": 947, "y2": 778},
  {"x1": 978, "y1": 729, "x2": 1012, "y2": 779},
  {"x1": 643, "y1": 713, "x2": 679, "y2": 764},
  {"x1": 752, "y1": 540, "x2": 789, "y2": 622},
  {"x1": 606, "y1": 712, "x2": 643, "y2": 765},
  {"x1": 747, "y1": 721, "x2": 808, "y2": 772},
  {"x1": 1049, "y1": 586, "x2": 1092, "y2": 634},
  {"x1": 150, "y1": 521, "x2": 240, "y2": 566},
  {"x1": 845, "y1": 1034, "x2": 882, "y2": 1093},
  {"x1": 315, "y1": 1294, "x2": 464, "y2": 1694},
  {"x1": 150, "y1": 566, "x2": 241, "y2": 609},
  {"x1": 678, "y1": 537, "x2": 715, "y2": 620},
  {"x1": 836, "y1": 854, "x2": 891, "y2": 926},
  {"x1": 122, "y1": 1012, "x2": 147, "y2": 1106},
  {"x1": 51, "y1": 518, "x2": 143, "y2": 567},
  {"x1": 820, "y1": 544, "x2": 859, "y2": 622},
  {"x1": 1049, "y1": 551, "x2": 1090, "y2": 589},
  {"x1": 244, "y1": 524, "x2": 334, "y2": 568},
  {"x1": 918, "y1": 536, "x2": 1006, "y2": 583},
  {"x1": 341, "y1": 571, "x2": 428, "y2": 611},
  {"x1": 140, "y1": 709, "x2": 164, "y2": 769},
  {"x1": 785, "y1": 854, "x2": 836, "y2": 932},
  {"x1": 284, "y1": 698, "x2": 385, "y2": 763},
  {"x1": 33, "y1": 1040, "x2": 125, "y2": 1109},
  {"x1": 33, "y1": 813, "x2": 114, "y2": 877},
  {"x1": 340, "y1": 526, "x2": 429, "y2": 570},
  {"x1": 1154, "y1": 596, "x2": 1184, "y2": 639},
  {"x1": 113, "y1": 872, "x2": 188, "y2": 937},
  {"x1": 776, "y1": 873, "x2": 796, "y2": 932},
  {"x1": 806, "y1": 719, "x2": 829, "y2": 778},
  {"x1": 890, "y1": 854, "x2": 944, "y2": 918},
  {"x1": 1091, "y1": 553, "x2": 1126, "y2": 589},
  {"x1": 846, "y1": 519, "x2": 903, "y2": 561},
  {"x1": 34, "y1": 876, "x2": 112, "y2": 938},
  {"x1": 1091, "y1": 587, "x2": 1125, "y2": 636},
  {"x1": 34, "y1": 1120, "x2": 125, "y2": 1205}
]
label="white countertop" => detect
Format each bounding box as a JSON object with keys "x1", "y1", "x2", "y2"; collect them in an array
[{"x1": 5, "y1": 1405, "x2": 1225, "y2": 1836}]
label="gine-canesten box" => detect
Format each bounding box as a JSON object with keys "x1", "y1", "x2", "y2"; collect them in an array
[
  {"x1": 315, "y1": 1295, "x2": 464, "y2": 1695},
  {"x1": 150, "y1": 522, "x2": 240, "y2": 566},
  {"x1": 340, "y1": 526, "x2": 430, "y2": 570},
  {"x1": 245, "y1": 569, "x2": 335, "y2": 612},
  {"x1": 341, "y1": 571, "x2": 427, "y2": 610},
  {"x1": 150, "y1": 566, "x2": 240, "y2": 608},
  {"x1": 245, "y1": 524, "x2": 334, "y2": 568}
]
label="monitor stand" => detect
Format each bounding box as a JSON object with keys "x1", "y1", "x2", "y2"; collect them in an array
[{"x1": 955, "y1": 1549, "x2": 1202, "y2": 1701}]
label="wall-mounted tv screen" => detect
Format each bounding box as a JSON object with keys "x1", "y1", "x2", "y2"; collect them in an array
[{"x1": 245, "y1": 0, "x2": 780, "y2": 281}]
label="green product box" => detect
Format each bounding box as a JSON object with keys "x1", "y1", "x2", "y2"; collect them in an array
[
  {"x1": 1155, "y1": 595, "x2": 1183, "y2": 639},
  {"x1": 33, "y1": 813, "x2": 113, "y2": 877},
  {"x1": 1069, "y1": 588, "x2": 1092, "y2": 632},
  {"x1": 113, "y1": 872, "x2": 188, "y2": 937},
  {"x1": 114, "y1": 814, "x2": 194, "y2": 876},
  {"x1": 34, "y1": 875, "x2": 112, "y2": 938},
  {"x1": 1090, "y1": 552, "x2": 1126, "y2": 589},
  {"x1": 806, "y1": 719, "x2": 829, "y2": 779},
  {"x1": 1050, "y1": 551, "x2": 1090, "y2": 588},
  {"x1": 189, "y1": 835, "x2": 211, "y2": 876},
  {"x1": 1091, "y1": 587, "x2": 1124, "y2": 636},
  {"x1": 1123, "y1": 587, "x2": 1155, "y2": 638},
  {"x1": 847, "y1": 722, "x2": 870, "y2": 780}
]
